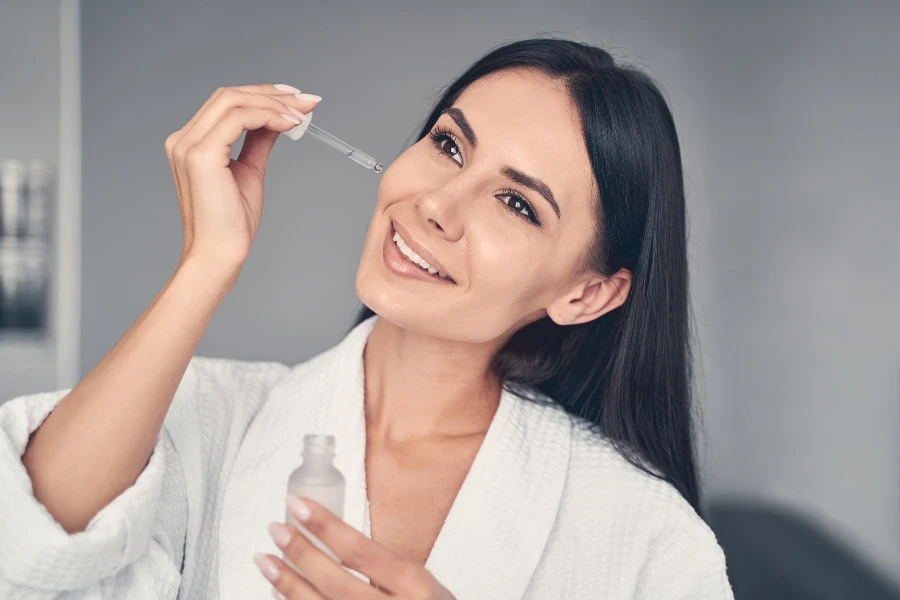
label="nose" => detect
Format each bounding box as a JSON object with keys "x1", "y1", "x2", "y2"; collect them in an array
[{"x1": 415, "y1": 191, "x2": 464, "y2": 240}]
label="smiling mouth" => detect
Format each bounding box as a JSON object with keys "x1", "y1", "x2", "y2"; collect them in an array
[
  {"x1": 385, "y1": 221, "x2": 457, "y2": 285},
  {"x1": 392, "y1": 233, "x2": 453, "y2": 280}
]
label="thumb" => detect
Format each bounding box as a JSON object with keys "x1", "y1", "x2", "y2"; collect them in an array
[{"x1": 237, "y1": 127, "x2": 280, "y2": 176}]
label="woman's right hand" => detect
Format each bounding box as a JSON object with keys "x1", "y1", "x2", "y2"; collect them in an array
[{"x1": 164, "y1": 84, "x2": 322, "y2": 281}]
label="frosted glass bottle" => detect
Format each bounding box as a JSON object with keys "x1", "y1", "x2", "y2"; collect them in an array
[{"x1": 285, "y1": 434, "x2": 345, "y2": 572}]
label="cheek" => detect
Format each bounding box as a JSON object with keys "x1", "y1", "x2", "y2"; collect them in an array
[
  {"x1": 469, "y1": 235, "x2": 552, "y2": 309},
  {"x1": 372, "y1": 161, "x2": 405, "y2": 209},
  {"x1": 377, "y1": 147, "x2": 437, "y2": 198},
  {"x1": 361, "y1": 156, "x2": 419, "y2": 241}
]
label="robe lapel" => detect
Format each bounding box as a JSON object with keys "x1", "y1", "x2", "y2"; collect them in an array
[
  {"x1": 218, "y1": 315, "x2": 573, "y2": 600},
  {"x1": 339, "y1": 317, "x2": 574, "y2": 600},
  {"x1": 418, "y1": 386, "x2": 572, "y2": 600},
  {"x1": 217, "y1": 317, "x2": 376, "y2": 599}
]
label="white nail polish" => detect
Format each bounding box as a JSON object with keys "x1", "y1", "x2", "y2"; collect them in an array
[
  {"x1": 294, "y1": 92, "x2": 322, "y2": 103},
  {"x1": 274, "y1": 84, "x2": 301, "y2": 94}
]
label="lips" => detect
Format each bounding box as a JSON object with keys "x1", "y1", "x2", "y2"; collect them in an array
[
  {"x1": 382, "y1": 219, "x2": 457, "y2": 285},
  {"x1": 390, "y1": 220, "x2": 455, "y2": 281}
]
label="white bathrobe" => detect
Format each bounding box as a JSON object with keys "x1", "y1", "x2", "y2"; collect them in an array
[{"x1": 0, "y1": 315, "x2": 734, "y2": 599}]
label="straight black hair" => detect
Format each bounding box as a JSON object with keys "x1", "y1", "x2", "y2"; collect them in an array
[{"x1": 351, "y1": 36, "x2": 703, "y2": 512}]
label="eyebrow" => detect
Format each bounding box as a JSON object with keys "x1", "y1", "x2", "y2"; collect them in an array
[{"x1": 440, "y1": 107, "x2": 561, "y2": 220}]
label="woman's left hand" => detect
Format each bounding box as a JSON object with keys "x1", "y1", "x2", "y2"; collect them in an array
[{"x1": 255, "y1": 496, "x2": 457, "y2": 599}]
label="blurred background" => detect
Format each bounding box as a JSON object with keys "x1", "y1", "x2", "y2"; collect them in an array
[{"x1": 1, "y1": 1, "x2": 898, "y2": 597}]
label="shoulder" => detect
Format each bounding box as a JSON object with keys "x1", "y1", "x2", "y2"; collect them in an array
[
  {"x1": 563, "y1": 414, "x2": 728, "y2": 564},
  {"x1": 564, "y1": 416, "x2": 692, "y2": 512},
  {"x1": 170, "y1": 354, "x2": 290, "y2": 414},
  {"x1": 155, "y1": 356, "x2": 291, "y2": 453},
  {"x1": 178, "y1": 355, "x2": 290, "y2": 401},
  {"x1": 519, "y1": 402, "x2": 732, "y2": 595},
  {"x1": 0, "y1": 356, "x2": 273, "y2": 452}
]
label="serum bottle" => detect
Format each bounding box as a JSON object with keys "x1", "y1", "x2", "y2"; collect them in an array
[{"x1": 284, "y1": 435, "x2": 346, "y2": 570}]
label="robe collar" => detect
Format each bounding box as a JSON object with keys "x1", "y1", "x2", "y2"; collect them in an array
[{"x1": 218, "y1": 315, "x2": 573, "y2": 600}]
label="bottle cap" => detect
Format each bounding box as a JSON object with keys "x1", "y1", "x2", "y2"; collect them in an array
[{"x1": 284, "y1": 111, "x2": 313, "y2": 141}]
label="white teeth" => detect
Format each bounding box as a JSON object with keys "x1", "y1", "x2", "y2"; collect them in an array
[{"x1": 392, "y1": 227, "x2": 452, "y2": 280}]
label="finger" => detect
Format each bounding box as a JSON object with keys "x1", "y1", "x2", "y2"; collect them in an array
[
  {"x1": 237, "y1": 126, "x2": 281, "y2": 179},
  {"x1": 254, "y1": 552, "x2": 326, "y2": 600},
  {"x1": 168, "y1": 84, "x2": 317, "y2": 176},
  {"x1": 165, "y1": 84, "x2": 310, "y2": 259},
  {"x1": 236, "y1": 92, "x2": 320, "y2": 174},
  {"x1": 272, "y1": 522, "x2": 386, "y2": 600},
  {"x1": 179, "y1": 84, "x2": 304, "y2": 145},
  {"x1": 168, "y1": 90, "x2": 299, "y2": 224},
  {"x1": 287, "y1": 497, "x2": 410, "y2": 594},
  {"x1": 186, "y1": 88, "x2": 319, "y2": 143},
  {"x1": 179, "y1": 88, "x2": 314, "y2": 157},
  {"x1": 187, "y1": 107, "x2": 300, "y2": 172}
]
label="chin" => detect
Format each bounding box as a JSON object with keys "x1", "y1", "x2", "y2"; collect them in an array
[
  {"x1": 355, "y1": 269, "x2": 425, "y2": 331},
  {"x1": 355, "y1": 240, "x2": 519, "y2": 344},
  {"x1": 356, "y1": 280, "x2": 497, "y2": 345}
]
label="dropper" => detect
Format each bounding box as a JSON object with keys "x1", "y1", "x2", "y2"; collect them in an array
[{"x1": 283, "y1": 114, "x2": 383, "y2": 172}]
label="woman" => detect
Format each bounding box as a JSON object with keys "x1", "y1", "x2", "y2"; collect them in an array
[{"x1": 0, "y1": 38, "x2": 733, "y2": 599}]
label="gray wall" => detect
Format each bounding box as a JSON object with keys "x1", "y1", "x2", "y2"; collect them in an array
[
  {"x1": 0, "y1": 1, "x2": 59, "y2": 161},
  {"x1": 67, "y1": 0, "x2": 900, "y2": 586},
  {"x1": 695, "y1": 1, "x2": 900, "y2": 581}
]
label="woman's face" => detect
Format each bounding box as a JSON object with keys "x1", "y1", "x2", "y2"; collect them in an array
[{"x1": 356, "y1": 67, "x2": 616, "y2": 344}]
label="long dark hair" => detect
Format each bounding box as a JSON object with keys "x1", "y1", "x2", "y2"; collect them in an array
[{"x1": 351, "y1": 36, "x2": 703, "y2": 512}]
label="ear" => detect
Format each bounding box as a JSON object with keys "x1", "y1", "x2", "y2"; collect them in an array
[{"x1": 546, "y1": 268, "x2": 633, "y2": 326}]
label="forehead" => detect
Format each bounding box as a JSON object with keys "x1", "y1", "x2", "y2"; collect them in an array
[{"x1": 451, "y1": 68, "x2": 597, "y2": 217}]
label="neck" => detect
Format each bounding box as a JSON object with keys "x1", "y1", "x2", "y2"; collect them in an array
[{"x1": 362, "y1": 317, "x2": 505, "y2": 443}]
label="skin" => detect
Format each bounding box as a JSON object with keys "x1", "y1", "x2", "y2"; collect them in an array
[
  {"x1": 253, "y1": 67, "x2": 634, "y2": 598},
  {"x1": 356, "y1": 67, "x2": 632, "y2": 442}
]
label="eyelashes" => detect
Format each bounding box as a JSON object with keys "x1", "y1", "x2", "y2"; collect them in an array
[
  {"x1": 427, "y1": 125, "x2": 541, "y2": 226},
  {"x1": 428, "y1": 125, "x2": 463, "y2": 165}
]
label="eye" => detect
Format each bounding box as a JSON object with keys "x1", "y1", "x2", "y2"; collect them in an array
[
  {"x1": 428, "y1": 125, "x2": 463, "y2": 165},
  {"x1": 427, "y1": 124, "x2": 541, "y2": 226},
  {"x1": 498, "y1": 190, "x2": 540, "y2": 225}
]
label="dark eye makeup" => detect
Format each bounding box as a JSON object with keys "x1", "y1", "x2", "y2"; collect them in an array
[{"x1": 427, "y1": 125, "x2": 541, "y2": 226}]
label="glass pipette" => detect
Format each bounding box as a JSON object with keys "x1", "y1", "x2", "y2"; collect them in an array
[{"x1": 283, "y1": 114, "x2": 383, "y2": 173}]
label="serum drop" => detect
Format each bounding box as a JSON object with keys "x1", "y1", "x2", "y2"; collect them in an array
[{"x1": 284, "y1": 435, "x2": 346, "y2": 571}]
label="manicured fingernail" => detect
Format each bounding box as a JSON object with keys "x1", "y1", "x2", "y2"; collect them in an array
[
  {"x1": 280, "y1": 113, "x2": 301, "y2": 125},
  {"x1": 287, "y1": 495, "x2": 312, "y2": 522},
  {"x1": 274, "y1": 84, "x2": 301, "y2": 94},
  {"x1": 272, "y1": 590, "x2": 287, "y2": 600},
  {"x1": 288, "y1": 107, "x2": 310, "y2": 121},
  {"x1": 253, "y1": 553, "x2": 280, "y2": 582},
  {"x1": 294, "y1": 92, "x2": 322, "y2": 103},
  {"x1": 268, "y1": 521, "x2": 292, "y2": 548}
]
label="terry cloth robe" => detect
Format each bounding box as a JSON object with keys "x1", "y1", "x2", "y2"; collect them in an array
[{"x1": 0, "y1": 314, "x2": 734, "y2": 599}]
